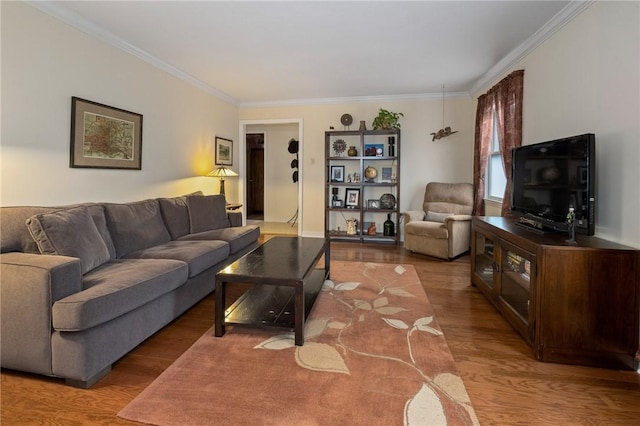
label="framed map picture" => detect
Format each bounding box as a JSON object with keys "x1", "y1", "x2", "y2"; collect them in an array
[
  {"x1": 70, "y1": 97, "x2": 143, "y2": 169},
  {"x1": 215, "y1": 137, "x2": 233, "y2": 166}
]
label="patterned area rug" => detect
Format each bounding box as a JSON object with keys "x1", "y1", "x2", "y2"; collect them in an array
[{"x1": 118, "y1": 261, "x2": 478, "y2": 425}]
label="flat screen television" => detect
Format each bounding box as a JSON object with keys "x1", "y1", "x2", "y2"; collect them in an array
[{"x1": 511, "y1": 133, "x2": 595, "y2": 235}]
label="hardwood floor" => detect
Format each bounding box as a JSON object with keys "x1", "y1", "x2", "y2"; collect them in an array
[{"x1": 2, "y1": 238, "x2": 639, "y2": 425}]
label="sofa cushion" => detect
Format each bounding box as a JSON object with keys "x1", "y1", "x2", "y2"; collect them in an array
[
  {"x1": 404, "y1": 221, "x2": 449, "y2": 239},
  {"x1": 1, "y1": 206, "x2": 57, "y2": 254},
  {"x1": 1, "y1": 204, "x2": 116, "y2": 257},
  {"x1": 178, "y1": 225, "x2": 260, "y2": 254},
  {"x1": 186, "y1": 195, "x2": 230, "y2": 233},
  {"x1": 157, "y1": 191, "x2": 204, "y2": 240},
  {"x1": 85, "y1": 204, "x2": 116, "y2": 259},
  {"x1": 26, "y1": 206, "x2": 111, "y2": 274},
  {"x1": 52, "y1": 258, "x2": 188, "y2": 331},
  {"x1": 104, "y1": 199, "x2": 171, "y2": 258},
  {"x1": 158, "y1": 196, "x2": 190, "y2": 240},
  {"x1": 124, "y1": 240, "x2": 230, "y2": 277}
]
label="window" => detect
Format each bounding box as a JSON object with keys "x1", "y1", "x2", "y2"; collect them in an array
[
  {"x1": 487, "y1": 110, "x2": 506, "y2": 200},
  {"x1": 473, "y1": 69, "x2": 523, "y2": 216}
]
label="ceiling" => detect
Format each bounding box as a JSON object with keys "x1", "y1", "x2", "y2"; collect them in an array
[{"x1": 31, "y1": 1, "x2": 587, "y2": 106}]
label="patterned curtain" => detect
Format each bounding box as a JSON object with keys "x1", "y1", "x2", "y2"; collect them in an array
[
  {"x1": 472, "y1": 70, "x2": 524, "y2": 216},
  {"x1": 494, "y1": 70, "x2": 524, "y2": 216},
  {"x1": 472, "y1": 93, "x2": 493, "y2": 215}
]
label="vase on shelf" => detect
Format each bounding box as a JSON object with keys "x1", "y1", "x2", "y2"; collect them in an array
[
  {"x1": 346, "y1": 218, "x2": 358, "y2": 236},
  {"x1": 383, "y1": 214, "x2": 395, "y2": 237},
  {"x1": 359, "y1": 121, "x2": 367, "y2": 131},
  {"x1": 348, "y1": 146, "x2": 358, "y2": 156}
]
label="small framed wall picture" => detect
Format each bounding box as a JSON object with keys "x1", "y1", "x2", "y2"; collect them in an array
[
  {"x1": 330, "y1": 165, "x2": 345, "y2": 182},
  {"x1": 367, "y1": 199, "x2": 380, "y2": 209},
  {"x1": 345, "y1": 188, "x2": 360, "y2": 208},
  {"x1": 215, "y1": 137, "x2": 233, "y2": 166}
]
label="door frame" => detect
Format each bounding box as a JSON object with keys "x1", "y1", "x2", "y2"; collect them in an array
[{"x1": 238, "y1": 119, "x2": 303, "y2": 236}]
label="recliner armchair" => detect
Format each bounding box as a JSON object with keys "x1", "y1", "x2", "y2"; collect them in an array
[{"x1": 403, "y1": 182, "x2": 474, "y2": 260}]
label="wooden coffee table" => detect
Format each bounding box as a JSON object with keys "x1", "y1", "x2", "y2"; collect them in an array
[{"x1": 214, "y1": 236, "x2": 330, "y2": 346}]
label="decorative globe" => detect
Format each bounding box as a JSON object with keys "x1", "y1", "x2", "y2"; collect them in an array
[{"x1": 364, "y1": 166, "x2": 377, "y2": 181}]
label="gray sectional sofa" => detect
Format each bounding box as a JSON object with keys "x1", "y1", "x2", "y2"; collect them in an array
[{"x1": 0, "y1": 193, "x2": 260, "y2": 388}]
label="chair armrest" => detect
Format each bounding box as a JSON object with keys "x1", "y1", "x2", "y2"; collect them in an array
[
  {"x1": 443, "y1": 216, "x2": 473, "y2": 258},
  {"x1": 402, "y1": 210, "x2": 425, "y2": 224},
  {"x1": 444, "y1": 214, "x2": 473, "y2": 222}
]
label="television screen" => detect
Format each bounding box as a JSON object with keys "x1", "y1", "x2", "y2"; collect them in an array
[{"x1": 511, "y1": 134, "x2": 595, "y2": 235}]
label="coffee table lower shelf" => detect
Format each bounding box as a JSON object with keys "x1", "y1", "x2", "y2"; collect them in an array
[{"x1": 222, "y1": 268, "x2": 327, "y2": 335}]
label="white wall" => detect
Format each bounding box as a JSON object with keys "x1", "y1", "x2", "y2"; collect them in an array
[
  {"x1": 246, "y1": 123, "x2": 299, "y2": 222},
  {"x1": 1, "y1": 2, "x2": 239, "y2": 206},
  {"x1": 475, "y1": 1, "x2": 639, "y2": 247},
  {"x1": 240, "y1": 98, "x2": 476, "y2": 237}
]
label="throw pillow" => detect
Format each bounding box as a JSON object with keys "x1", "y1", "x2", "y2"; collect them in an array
[
  {"x1": 186, "y1": 195, "x2": 230, "y2": 233},
  {"x1": 26, "y1": 206, "x2": 111, "y2": 274},
  {"x1": 425, "y1": 211, "x2": 454, "y2": 223}
]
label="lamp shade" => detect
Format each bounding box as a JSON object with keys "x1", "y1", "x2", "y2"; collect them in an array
[
  {"x1": 207, "y1": 166, "x2": 239, "y2": 178},
  {"x1": 206, "y1": 166, "x2": 238, "y2": 198}
]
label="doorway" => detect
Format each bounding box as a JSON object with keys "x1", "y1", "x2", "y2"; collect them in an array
[
  {"x1": 240, "y1": 119, "x2": 303, "y2": 236},
  {"x1": 246, "y1": 133, "x2": 264, "y2": 220}
]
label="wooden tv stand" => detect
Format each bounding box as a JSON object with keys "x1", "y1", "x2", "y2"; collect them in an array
[{"x1": 471, "y1": 216, "x2": 639, "y2": 370}]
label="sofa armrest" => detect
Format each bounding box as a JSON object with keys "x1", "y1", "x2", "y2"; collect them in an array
[
  {"x1": 228, "y1": 211, "x2": 242, "y2": 227},
  {"x1": 402, "y1": 210, "x2": 425, "y2": 224},
  {"x1": 0, "y1": 252, "x2": 82, "y2": 376}
]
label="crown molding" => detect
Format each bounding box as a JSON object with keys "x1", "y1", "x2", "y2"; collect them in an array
[
  {"x1": 469, "y1": 0, "x2": 594, "y2": 95},
  {"x1": 239, "y1": 91, "x2": 470, "y2": 109},
  {"x1": 26, "y1": 1, "x2": 240, "y2": 106}
]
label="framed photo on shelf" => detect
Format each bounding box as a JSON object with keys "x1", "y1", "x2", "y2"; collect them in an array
[
  {"x1": 330, "y1": 165, "x2": 345, "y2": 182},
  {"x1": 380, "y1": 166, "x2": 393, "y2": 183},
  {"x1": 364, "y1": 144, "x2": 384, "y2": 157},
  {"x1": 70, "y1": 97, "x2": 143, "y2": 169},
  {"x1": 367, "y1": 199, "x2": 380, "y2": 209},
  {"x1": 345, "y1": 188, "x2": 360, "y2": 208},
  {"x1": 215, "y1": 137, "x2": 233, "y2": 165}
]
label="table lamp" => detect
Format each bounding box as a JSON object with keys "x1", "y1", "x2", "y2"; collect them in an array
[{"x1": 206, "y1": 166, "x2": 238, "y2": 197}]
